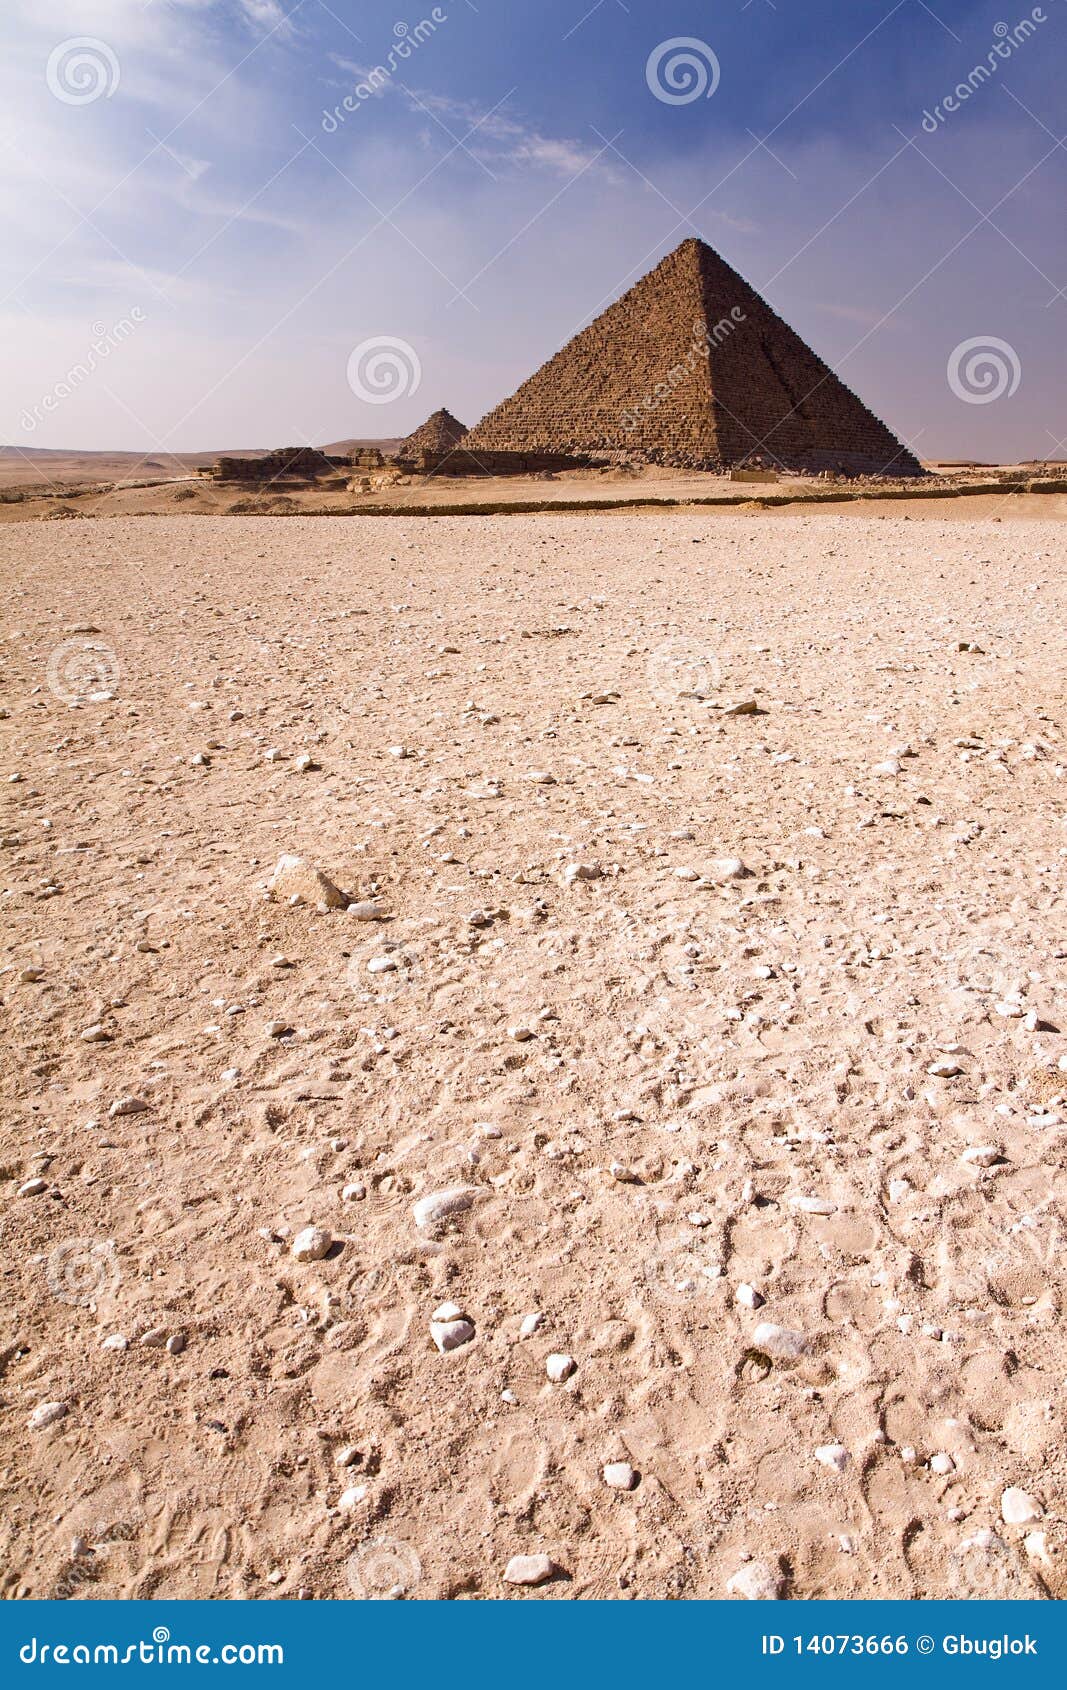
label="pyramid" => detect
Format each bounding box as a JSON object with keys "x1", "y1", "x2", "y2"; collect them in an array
[
  {"x1": 397, "y1": 407, "x2": 468, "y2": 456},
  {"x1": 466, "y1": 238, "x2": 919, "y2": 477}
]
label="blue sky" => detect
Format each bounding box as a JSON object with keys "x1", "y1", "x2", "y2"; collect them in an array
[{"x1": 2, "y1": 0, "x2": 1065, "y2": 459}]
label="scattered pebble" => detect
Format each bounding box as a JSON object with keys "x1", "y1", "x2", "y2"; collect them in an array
[
  {"x1": 726, "y1": 1560, "x2": 782, "y2": 1599},
  {"x1": 28, "y1": 1401, "x2": 68, "y2": 1433},
  {"x1": 602, "y1": 1461, "x2": 638, "y2": 1491},
  {"x1": 545, "y1": 1353, "x2": 576, "y2": 1383},
  {"x1": 502, "y1": 1553, "x2": 556, "y2": 1586},
  {"x1": 291, "y1": 1225, "x2": 332, "y2": 1263},
  {"x1": 1001, "y1": 1486, "x2": 1043, "y2": 1526}
]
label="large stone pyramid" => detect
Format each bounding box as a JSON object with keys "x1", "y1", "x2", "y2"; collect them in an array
[
  {"x1": 466, "y1": 238, "x2": 919, "y2": 477},
  {"x1": 398, "y1": 407, "x2": 467, "y2": 456}
]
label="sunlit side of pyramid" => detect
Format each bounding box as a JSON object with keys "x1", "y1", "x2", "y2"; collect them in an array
[{"x1": 466, "y1": 238, "x2": 919, "y2": 477}]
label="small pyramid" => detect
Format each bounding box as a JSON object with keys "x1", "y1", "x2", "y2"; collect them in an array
[
  {"x1": 466, "y1": 239, "x2": 918, "y2": 477},
  {"x1": 398, "y1": 408, "x2": 468, "y2": 456}
]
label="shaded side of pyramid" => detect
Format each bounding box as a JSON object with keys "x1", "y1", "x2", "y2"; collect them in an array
[
  {"x1": 398, "y1": 408, "x2": 468, "y2": 456},
  {"x1": 466, "y1": 239, "x2": 919, "y2": 477}
]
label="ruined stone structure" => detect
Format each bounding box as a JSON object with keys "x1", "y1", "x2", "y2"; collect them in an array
[
  {"x1": 466, "y1": 238, "x2": 920, "y2": 478},
  {"x1": 397, "y1": 408, "x2": 468, "y2": 457},
  {"x1": 208, "y1": 447, "x2": 343, "y2": 483}
]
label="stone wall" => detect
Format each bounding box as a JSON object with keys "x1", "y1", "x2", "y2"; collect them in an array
[
  {"x1": 394, "y1": 448, "x2": 593, "y2": 477},
  {"x1": 212, "y1": 448, "x2": 342, "y2": 482}
]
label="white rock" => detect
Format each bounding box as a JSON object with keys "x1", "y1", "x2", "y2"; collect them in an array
[
  {"x1": 1024, "y1": 1530, "x2": 1051, "y2": 1565},
  {"x1": 337, "y1": 1484, "x2": 368, "y2": 1510},
  {"x1": 564, "y1": 862, "x2": 601, "y2": 884},
  {"x1": 1001, "y1": 1486, "x2": 1043, "y2": 1525},
  {"x1": 815, "y1": 1443, "x2": 849, "y2": 1473},
  {"x1": 602, "y1": 1461, "x2": 638, "y2": 1491},
  {"x1": 412, "y1": 1186, "x2": 481, "y2": 1232},
  {"x1": 267, "y1": 854, "x2": 345, "y2": 911},
  {"x1": 726, "y1": 1559, "x2": 782, "y2": 1599},
  {"x1": 348, "y1": 900, "x2": 387, "y2": 921},
  {"x1": 109, "y1": 1096, "x2": 149, "y2": 1117},
  {"x1": 294, "y1": 753, "x2": 314, "y2": 773},
  {"x1": 519, "y1": 1313, "x2": 544, "y2": 1339},
  {"x1": 432, "y1": 1301, "x2": 465, "y2": 1322},
  {"x1": 80, "y1": 1024, "x2": 111, "y2": 1043},
  {"x1": 546, "y1": 1353, "x2": 576, "y2": 1383},
  {"x1": 961, "y1": 1145, "x2": 1001, "y2": 1168},
  {"x1": 28, "y1": 1401, "x2": 68, "y2": 1433},
  {"x1": 930, "y1": 1452, "x2": 955, "y2": 1475},
  {"x1": 708, "y1": 856, "x2": 750, "y2": 881},
  {"x1": 927, "y1": 1060, "x2": 963, "y2": 1078},
  {"x1": 610, "y1": 1161, "x2": 639, "y2": 1183},
  {"x1": 736, "y1": 1283, "x2": 763, "y2": 1309},
  {"x1": 503, "y1": 1553, "x2": 555, "y2": 1586},
  {"x1": 342, "y1": 1182, "x2": 366, "y2": 1202},
  {"x1": 431, "y1": 1317, "x2": 475, "y2": 1353},
  {"x1": 101, "y1": 1334, "x2": 128, "y2": 1351},
  {"x1": 367, "y1": 954, "x2": 397, "y2": 974},
  {"x1": 17, "y1": 1178, "x2": 47, "y2": 1197},
  {"x1": 789, "y1": 1194, "x2": 837, "y2": 1215},
  {"x1": 291, "y1": 1225, "x2": 332, "y2": 1263},
  {"x1": 508, "y1": 1024, "x2": 535, "y2": 1042},
  {"x1": 753, "y1": 1321, "x2": 808, "y2": 1361}
]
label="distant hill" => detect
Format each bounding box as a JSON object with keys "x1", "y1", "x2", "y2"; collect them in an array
[{"x1": 0, "y1": 438, "x2": 404, "y2": 490}]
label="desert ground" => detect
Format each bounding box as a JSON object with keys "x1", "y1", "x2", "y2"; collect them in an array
[{"x1": 1, "y1": 506, "x2": 1065, "y2": 1601}]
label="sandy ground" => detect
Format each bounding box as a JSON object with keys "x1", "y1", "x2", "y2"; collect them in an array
[{"x1": 0, "y1": 510, "x2": 1064, "y2": 1602}]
